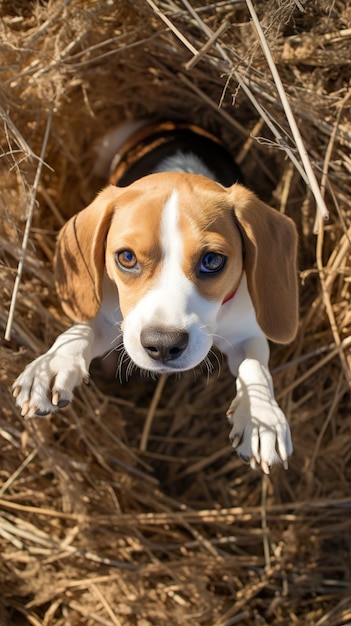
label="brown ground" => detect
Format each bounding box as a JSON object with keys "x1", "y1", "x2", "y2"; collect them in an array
[{"x1": 1, "y1": 1, "x2": 351, "y2": 624}]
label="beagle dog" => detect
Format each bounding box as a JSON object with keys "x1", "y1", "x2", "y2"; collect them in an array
[{"x1": 13, "y1": 121, "x2": 298, "y2": 473}]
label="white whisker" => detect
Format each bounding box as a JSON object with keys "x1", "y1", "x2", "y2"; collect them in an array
[
  {"x1": 115, "y1": 347, "x2": 132, "y2": 383},
  {"x1": 203, "y1": 356, "x2": 213, "y2": 384},
  {"x1": 126, "y1": 358, "x2": 137, "y2": 380},
  {"x1": 110, "y1": 327, "x2": 123, "y2": 346},
  {"x1": 208, "y1": 348, "x2": 223, "y2": 376},
  {"x1": 211, "y1": 332, "x2": 235, "y2": 352}
]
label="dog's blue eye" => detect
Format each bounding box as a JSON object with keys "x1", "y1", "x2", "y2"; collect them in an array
[
  {"x1": 116, "y1": 250, "x2": 139, "y2": 271},
  {"x1": 200, "y1": 252, "x2": 226, "y2": 274}
]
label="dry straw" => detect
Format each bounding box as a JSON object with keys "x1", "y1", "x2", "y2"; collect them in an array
[{"x1": 1, "y1": 1, "x2": 351, "y2": 625}]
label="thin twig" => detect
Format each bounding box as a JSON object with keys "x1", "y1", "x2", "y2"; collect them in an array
[
  {"x1": 91, "y1": 584, "x2": 122, "y2": 626},
  {"x1": 314, "y1": 90, "x2": 351, "y2": 385},
  {"x1": 140, "y1": 373, "x2": 168, "y2": 451},
  {"x1": 0, "y1": 448, "x2": 38, "y2": 498},
  {"x1": 5, "y1": 111, "x2": 53, "y2": 341},
  {"x1": 185, "y1": 21, "x2": 231, "y2": 70},
  {"x1": 261, "y1": 475, "x2": 271, "y2": 570},
  {"x1": 145, "y1": 0, "x2": 198, "y2": 54},
  {"x1": 245, "y1": 0, "x2": 329, "y2": 221},
  {"x1": 178, "y1": 73, "x2": 248, "y2": 137},
  {"x1": 309, "y1": 373, "x2": 346, "y2": 473},
  {"x1": 234, "y1": 72, "x2": 309, "y2": 183}
]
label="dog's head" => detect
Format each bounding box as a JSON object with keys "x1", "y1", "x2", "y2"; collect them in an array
[{"x1": 55, "y1": 173, "x2": 298, "y2": 372}]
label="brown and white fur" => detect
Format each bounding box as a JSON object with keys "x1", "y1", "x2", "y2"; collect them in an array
[{"x1": 13, "y1": 121, "x2": 298, "y2": 474}]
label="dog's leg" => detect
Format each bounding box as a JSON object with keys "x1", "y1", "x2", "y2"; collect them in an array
[
  {"x1": 12, "y1": 314, "x2": 120, "y2": 417},
  {"x1": 226, "y1": 336, "x2": 293, "y2": 473}
]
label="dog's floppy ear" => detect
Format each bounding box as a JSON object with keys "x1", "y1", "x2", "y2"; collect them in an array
[
  {"x1": 229, "y1": 184, "x2": 298, "y2": 343},
  {"x1": 55, "y1": 185, "x2": 121, "y2": 322}
]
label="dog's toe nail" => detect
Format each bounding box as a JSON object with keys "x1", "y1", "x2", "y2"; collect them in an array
[
  {"x1": 261, "y1": 460, "x2": 270, "y2": 475},
  {"x1": 27, "y1": 405, "x2": 38, "y2": 418},
  {"x1": 250, "y1": 457, "x2": 257, "y2": 470},
  {"x1": 13, "y1": 385, "x2": 21, "y2": 398},
  {"x1": 21, "y1": 401, "x2": 30, "y2": 417},
  {"x1": 52, "y1": 391, "x2": 60, "y2": 406},
  {"x1": 231, "y1": 434, "x2": 241, "y2": 448}
]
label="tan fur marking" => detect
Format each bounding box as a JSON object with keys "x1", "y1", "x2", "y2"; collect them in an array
[
  {"x1": 228, "y1": 184, "x2": 298, "y2": 343},
  {"x1": 55, "y1": 186, "x2": 121, "y2": 321},
  {"x1": 175, "y1": 180, "x2": 243, "y2": 302},
  {"x1": 105, "y1": 179, "x2": 169, "y2": 317}
]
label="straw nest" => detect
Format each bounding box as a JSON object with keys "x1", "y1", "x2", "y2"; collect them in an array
[{"x1": 1, "y1": 0, "x2": 351, "y2": 624}]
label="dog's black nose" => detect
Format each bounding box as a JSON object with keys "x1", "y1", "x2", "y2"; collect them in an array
[{"x1": 140, "y1": 327, "x2": 189, "y2": 363}]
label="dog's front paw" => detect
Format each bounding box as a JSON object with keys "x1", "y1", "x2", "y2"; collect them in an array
[
  {"x1": 227, "y1": 393, "x2": 293, "y2": 474},
  {"x1": 13, "y1": 352, "x2": 89, "y2": 417}
]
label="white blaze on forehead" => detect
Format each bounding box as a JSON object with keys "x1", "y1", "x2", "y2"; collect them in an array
[
  {"x1": 154, "y1": 189, "x2": 194, "y2": 324},
  {"x1": 160, "y1": 189, "x2": 183, "y2": 271},
  {"x1": 156, "y1": 189, "x2": 217, "y2": 322}
]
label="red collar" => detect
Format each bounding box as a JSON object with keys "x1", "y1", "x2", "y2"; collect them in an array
[{"x1": 222, "y1": 272, "x2": 243, "y2": 305}]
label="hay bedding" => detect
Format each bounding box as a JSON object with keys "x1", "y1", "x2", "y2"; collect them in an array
[{"x1": 1, "y1": 0, "x2": 351, "y2": 623}]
